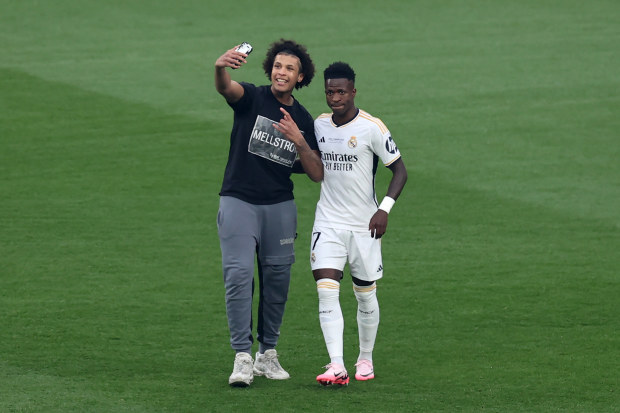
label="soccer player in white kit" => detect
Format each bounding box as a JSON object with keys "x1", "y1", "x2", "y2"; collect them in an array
[{"x1": 312, "y1": 62, "x2": 408, "y2": 385}]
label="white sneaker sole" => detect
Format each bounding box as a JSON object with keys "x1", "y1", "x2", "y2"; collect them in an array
[
  {"x1": 229, "y1": 376, "x2": 253, "y2": 387},
  {"x1": 253, "y1": 368, "x2": 290, "y2": 380}
]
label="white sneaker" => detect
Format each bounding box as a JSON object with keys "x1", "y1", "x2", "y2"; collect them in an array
[
  {"x1": 229, "y1": 352, "x2": 254, "y2": 387},
  {"x1": 253, "y1": 349, "x2": 290, "y2": 380}
]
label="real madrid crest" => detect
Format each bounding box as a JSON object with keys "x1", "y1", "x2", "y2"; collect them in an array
[{"x1": 348, "y1": 136, "x2": 357, "y2": 148}]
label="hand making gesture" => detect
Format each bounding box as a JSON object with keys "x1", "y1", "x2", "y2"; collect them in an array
[{"x1": 273, "y1": 107, "x2": 305, "y2": 146}]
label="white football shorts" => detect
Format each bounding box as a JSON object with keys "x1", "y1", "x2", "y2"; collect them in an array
[{"x1": 310, "y1": 225, "x2": 384, "y2": 281}]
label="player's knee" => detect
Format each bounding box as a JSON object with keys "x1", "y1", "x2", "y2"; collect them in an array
[
  {"x1": 317, "y1": 278, "x2": 340, "y2": 302},
  {"x1": 353, "y1": 281, "x2": 377, "y2": 303}
]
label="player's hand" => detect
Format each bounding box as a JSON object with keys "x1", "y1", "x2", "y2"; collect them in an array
[
  {"x1": 369, "y1": 210, "x2": 388, "y2": 239},
  {"x1": 215, "y1": 45, "x2": 249, "y2": 70},
  {"x1": 273, "y1": 107, "x2": 304, "y2": 146}
]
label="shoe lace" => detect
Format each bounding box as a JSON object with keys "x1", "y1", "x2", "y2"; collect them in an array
[
  {"x1": 322, "y1": 363, "x2": 346, "y2": 374},
  {"x1": 354, "y1": 360, "x2": 372, "y2": 369},
  {"x1": 234, "y1": 356, "x2": 252, "y2": 373},
  {"x1": 264, "y1": 353, "x2": 284, "y2": 370}
]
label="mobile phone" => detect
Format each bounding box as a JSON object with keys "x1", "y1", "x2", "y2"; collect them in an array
[{"x1": 235, "y1": 42, "x2": 253, "y2": 55}]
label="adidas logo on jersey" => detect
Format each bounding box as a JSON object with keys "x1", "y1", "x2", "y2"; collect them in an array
[
  {"x1": 377, "y1": 265, "x2": 383, "y2": 272},
  {"x1": 319, "y1": 136, "x2": 325, "y2": 143}
]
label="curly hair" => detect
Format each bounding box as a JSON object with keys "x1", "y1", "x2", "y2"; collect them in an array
[
  {"x1": 262, "y1": 39, "x2": 315, "y2": 89},
  {"x1": 324, "y1": 61, "x2": 356, "y2": 83}
]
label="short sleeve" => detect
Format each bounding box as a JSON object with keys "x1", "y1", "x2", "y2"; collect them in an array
[
  {"x1": 370, "y1": 123, "x2": 401, "y2": 166},
  {"x1": 228, "y1": 82, "x2": 256, "y2": 113}
]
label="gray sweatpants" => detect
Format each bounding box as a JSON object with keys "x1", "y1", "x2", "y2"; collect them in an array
[{"x1": 217, "y1": 196, "x2": 297, "y2": 354}]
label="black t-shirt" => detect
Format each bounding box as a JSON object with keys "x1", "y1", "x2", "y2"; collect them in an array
[{"x1": 219, "y1": 83, "x2": 318, "y2": 205}]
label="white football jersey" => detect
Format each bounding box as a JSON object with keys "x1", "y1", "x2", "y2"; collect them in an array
[{"x1": 314, "y1": 109, "x2": 401, "y2": 231}]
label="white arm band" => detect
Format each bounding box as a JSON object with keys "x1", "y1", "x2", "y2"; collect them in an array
[{"x1": 378, "y1": 196, "x2": 396, "y2": 214}]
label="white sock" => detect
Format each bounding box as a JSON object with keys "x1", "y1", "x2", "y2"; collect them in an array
[
  {"x1": 354, "y1": 282, "x2": 379, "y2": 362},
  {"x1": 317, "y1": 279, "x2": 344, "y2": 365}
]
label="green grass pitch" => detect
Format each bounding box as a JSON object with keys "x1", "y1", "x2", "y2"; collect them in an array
[{"x1": 1, "y1": 0, "x2": 618, "y2": 411}]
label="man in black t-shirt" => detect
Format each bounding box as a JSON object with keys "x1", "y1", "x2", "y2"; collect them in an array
[{"x1": 214, "y1": 39, "x2": 323, "y2": 387}]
